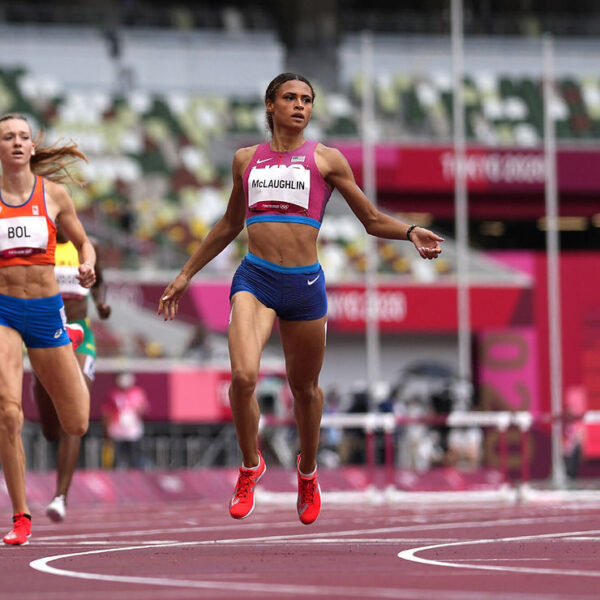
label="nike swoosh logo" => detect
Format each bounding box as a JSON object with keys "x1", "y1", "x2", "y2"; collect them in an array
[
  {"x1": 307, "y1": 275, "x2": 320, "y2": 286},
  {"x1": 256, "y1": 158, "x2": 273, "y2": 164}
]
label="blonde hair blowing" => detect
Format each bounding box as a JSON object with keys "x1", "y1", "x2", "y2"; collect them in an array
[{"x1": 0, "y1": 113, "x2": 88, "y2": 186}]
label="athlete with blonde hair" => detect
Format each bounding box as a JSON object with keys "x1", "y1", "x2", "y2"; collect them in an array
[{"x1": 0, "y1": 113, "x2": 96, "y2": 544}]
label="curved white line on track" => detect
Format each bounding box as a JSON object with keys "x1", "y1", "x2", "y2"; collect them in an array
[
  {"x1": 27, "y1": 541, "x2": 485, "y2": 600},
  {"x1": 28, "y1": 538, "x2": 584, "y2": 600},
  {"x1": 29, "y1": 515, "x2": 600, "y2": 597},
  {"x1": 398, "y1": 529, "x2": 600, "y2": 577}
]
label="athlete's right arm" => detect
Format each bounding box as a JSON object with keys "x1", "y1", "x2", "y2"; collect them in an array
[{"x1": 158, "y1": 146, "x2": 256, "y2": 320}]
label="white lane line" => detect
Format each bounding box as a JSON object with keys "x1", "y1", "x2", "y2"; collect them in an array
[
  {"x1": 174, "y1": 514, "x2": 600, "y2": 545},
  {"x1": 28, "y1": 513, "x2": 600, "y2": 597},
  {"x1": 27, "y1": 540, "x2": 181, "y2": 547},
  {"x1": 451, "y1": 558, "x2": 554, "y2": 562},
  {"x1": 26, "y1": 541, "x2": 465, "y2": 600},
  {"x1": 28, "y1": 540, "x2": 580, "y2": 600},
  {"x1": 398, "y1": 529, "x2": 600, "y2": 577},
  {"x1": 31, "y1": 512, "x2": 596, "y2": 546},
  {"x1": 31, "y1": 519, "x2": 302, "y2": 542}
]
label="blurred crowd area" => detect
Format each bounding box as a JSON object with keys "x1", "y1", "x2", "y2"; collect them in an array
[
  {"x1": 2, "y1": 1, "x2": 600, "y2": 37},
  {"x1": 24, "y1": 361, "x2": 487, "y2": 473},
  {"x1": 2, "y1": 1, "x2": 600, "y2": 274},
  {"x1": 305, "y1": 362, "x2": 482, "y2": 473},
  {"x1": 2, "y1": 62, "x2": 600, "y2": 274}
]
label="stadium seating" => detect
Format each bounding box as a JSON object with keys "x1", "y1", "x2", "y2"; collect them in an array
[{"x1": 2, "y1": 65, "x2": 598, "y2": 276}]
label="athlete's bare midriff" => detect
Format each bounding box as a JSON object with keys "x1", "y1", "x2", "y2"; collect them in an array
[
  {"x1": 0, "y1": 264, "x2": 60, "y2": 298},
  {"x1": 61, "y1": 296, "x2": 87, "y2": 321},
  {"x1": 247, "y1": 221, "x2": 319, "y2": 267}
]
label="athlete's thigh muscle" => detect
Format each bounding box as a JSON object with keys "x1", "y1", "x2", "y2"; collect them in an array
[
  {"x1": 279, "y1": 316, "x2": 327, "y2": 385},
  {"x1": 228, "y1": 291, "x2": 276, "y2": 375},
  {"x1": 33, "y1": 375, "x2": 62, "y2": 439},
  {"x1": 28, "y1": 345, "x2": 89, "y2": 428},
  {"x1": 0, "y1": 325, "x2": 24, "y2": 406}
]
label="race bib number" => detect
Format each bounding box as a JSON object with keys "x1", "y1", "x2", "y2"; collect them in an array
[
  {"x1": 248, "y1": 164, "x2": 311, "y2": 212},
  {"x1": 0, "y1": 216, "x2": 48, "y2": 257}
]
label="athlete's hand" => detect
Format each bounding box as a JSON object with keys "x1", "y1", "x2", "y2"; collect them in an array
[
  {"x1": 410, "y1": 228, "x2": 444, "y2": 260},
  {"x1": 158, "y1": 273, "x2": 191, "y2": 321},
  {"x1": 96, "y1": 302, "x2": 112, "y2": 320},
  {"x1": 77, "y1": 261, "x2": 96, "y2": 288}
]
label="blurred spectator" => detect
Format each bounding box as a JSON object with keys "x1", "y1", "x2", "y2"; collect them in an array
[
  {"x1": 184, "y1": 322, "x2": 213, "y2": 362},
  {"x1": 319, "y1": 386, "x2": 343, "y2": 467},
  {"x1": 394, "y1": 362, "x2": 476, "y2": 471},
  {"x1": 256, "y1": 374, "x2": 287, "y2": 416},
  {"x1": 102, "y1": 372, "x2": 149, "y2": 469},
  {"x1": 430, "y1": 377, "x2": 480, "y2": 468},
  {"x1": 338, "y1": 382, "x2": 369, "y2": 464},
  {"x1": 144, "y1": 340, "x2": 165, "y2": 358},
  {"x1": 430, "y1": 383, "x2": 454, "y2": 466},
  {"x1": 563, "y1": 385, "x2": 587, "y2": 480}
]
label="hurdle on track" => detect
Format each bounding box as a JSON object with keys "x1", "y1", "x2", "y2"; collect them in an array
[{"x1": 259, "y1": 410, "x2": 600, "y2": 495}]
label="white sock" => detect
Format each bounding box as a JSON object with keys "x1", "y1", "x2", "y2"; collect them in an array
[{"x1": 299, "y1": 464, "x2": 317, "y2": 478}]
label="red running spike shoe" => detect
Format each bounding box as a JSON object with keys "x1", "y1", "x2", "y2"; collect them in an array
[
  {"x1": 3, "y1": 512, "x2": 32, "y2": 545},
  {"x1": 297, "y1": 454, "x2": 321, "y2": 525},
  {"x1": 66, "y1": 323, "x2": 84, "y2": 351},
  {"x1": 229, "y1": 451, "x2": 266, "y2": 520}
]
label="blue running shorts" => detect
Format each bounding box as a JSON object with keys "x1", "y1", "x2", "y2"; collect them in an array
[
  {"x1": 230, "y1": 252, "x2": 327, "y2": 321},
  {"x1": 0, "y1": 292, "x2": 70, "y2": 348}
]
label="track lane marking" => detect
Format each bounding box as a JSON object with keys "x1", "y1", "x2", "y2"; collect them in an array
[
  {"x1": 28, "y1": 512, "x2": 600, "y2": 597},
  {"x1": 29, "y1": 540, "x2": 582, "y2": 600},
  {"x1": 398, "y1": 529, "x2": 600, "y2": 577}
]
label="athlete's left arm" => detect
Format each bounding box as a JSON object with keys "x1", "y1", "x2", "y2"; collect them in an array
[
  {"x1": 90, "y1": 238, "x2": 111, "y2": 319},
  {"x1": 317, "y1": 145, "x2": 443, "y2": 259},
  {"x1": 50, "y1": 182, "x2": 97, "y2": 288}
]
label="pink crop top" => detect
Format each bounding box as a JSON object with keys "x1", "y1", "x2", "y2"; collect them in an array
[{"x1": 243, "y1": 140, "x2": 332, "y2": 229}]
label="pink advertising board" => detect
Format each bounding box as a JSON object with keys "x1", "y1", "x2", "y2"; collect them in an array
[
  {"x1": 189, "y1": 282, "x2": 231, "y2": 332},
  {"x1": 184, "y1": 281, "x2": 533, "y2": 335},
  {"x1": 169, "y1": 368, "x2": 233, "y2": 422},
  {"x1": 477, "y1": 328, "x2": 540, "y2": 415},
  {"x1": 332, "y1": 143, "x2": 600, "y2": 195},
  {"x1": 326, "y1": 283, "x2": 532, "y2": 332}
]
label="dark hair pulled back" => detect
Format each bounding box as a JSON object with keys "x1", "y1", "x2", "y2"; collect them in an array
[{"x1": 264, "y1": 72, "x2": 315, "y2": 133}]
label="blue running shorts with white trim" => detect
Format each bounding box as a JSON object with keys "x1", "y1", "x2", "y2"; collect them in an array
[
  {"x1": 0, "y1": 292, "x2": 70, "y2": 348},
  {"x1": 230, "y1": 253, "x2": 327, "y2": 321}
]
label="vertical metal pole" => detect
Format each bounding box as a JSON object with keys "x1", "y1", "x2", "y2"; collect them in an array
[
  {"x1": 451, "y1": 0, "x2": 472, "y2": 385},
  {"x1": 366, "y1": 428, "x2": 376, "y2": 486},
  {"x1": 361, "y1": 30, "x2": 380, "y2": 409},
  {"x1": 521, "y1": 428, "x2": 531, "y2": 485},
  {"x1": 499, "y1": 427, "x2": 509, "y2": 482},
  {"x1": 542, "y1": 34, "x2": 567, "y2": 488}
]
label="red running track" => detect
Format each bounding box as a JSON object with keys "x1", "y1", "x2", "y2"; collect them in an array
[{"x1": 1, "y1": 494, "x2": 600, "y2": 599}]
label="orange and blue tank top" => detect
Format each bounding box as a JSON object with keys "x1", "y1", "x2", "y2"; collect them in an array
[
  {"x1": 0, "y1": 175, "x2": 57, "y2": 266},
  {"x1": 243, "y1": 140, "x2": 332, "y2": 230}
]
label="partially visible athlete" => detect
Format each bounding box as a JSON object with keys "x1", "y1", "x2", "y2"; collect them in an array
[
  {"x1": 0, "y1": 112, "x2": 96, "y2": 545},
  {"x1": 33, "y1": 227, "x2": 111, "y2": 522},
  {"x1": 158, "y1": 73, "x2": 443, "y2": 525}
]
